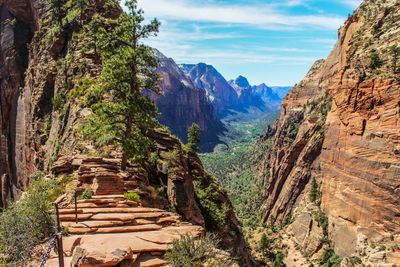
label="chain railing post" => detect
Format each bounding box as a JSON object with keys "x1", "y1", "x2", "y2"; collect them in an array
[
  {"x1": 54, "y1": 203, "x2": 65, "y2": 267},
  {"x1": 74, "y1": 189, "x2": 78, "y2": 224}
]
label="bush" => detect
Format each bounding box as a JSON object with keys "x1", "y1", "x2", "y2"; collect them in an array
[
  {"x1": 0, "y1": 179, "x2": 54, "y2": 265},
  {"x1": 320, "y1": 247, "x2": 342, "y2": 267},
  {"x1": 273, "y1": 252, "x2": 285, "y2": 267},
  {"x1": 164, "y1": 233, "x2": 234, "y2": 267},
  {"x1": 79, "y1": 189, "x2": 92, "y2": 200},
  {"x1": 370, "y1": 52, "x2": 383, "y2": 69},
  {"x1": 124, "y1": 192, "x2": 140, "y2": 202}
]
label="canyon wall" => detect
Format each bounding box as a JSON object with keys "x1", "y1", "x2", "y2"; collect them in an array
[{"x1": 258, "y1": 0, "x2": 400, "y2": 263}]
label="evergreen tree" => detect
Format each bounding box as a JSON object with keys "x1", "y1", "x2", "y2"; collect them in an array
[
  {"x1": 259, "y1": 232, "x2": 270, "y2": 254},
  {"x1": 73, "y1": 0, "x2": 89, "y2": 26},
  {"x1": 390, "y1": 44, "x2": 400, "y2": 73},
  {"x1": 309, "y1": 177, "x2": 319, "y2": 203},
  {"x1": 81, "y1": 0, "x2": 162, "y2": 170},
  {"x1": 48, "y1": 0, "x2": 66, "y2": 26},
  {"x1": 187, "y1": 123, "x2": 201, "y2": 153}
]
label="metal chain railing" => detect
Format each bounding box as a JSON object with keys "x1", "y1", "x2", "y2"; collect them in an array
[
  {"x1": 39, "y1": 188, "x2": 78, "y2": 267},
  {"x1": 39, "y1": 234, "x2": 58, "y2": 267},
  {"x1": 59, "y1": 189, "x2": 77, "y2": 209}
]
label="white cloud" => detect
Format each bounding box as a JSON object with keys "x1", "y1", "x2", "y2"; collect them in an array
[{"x1": 136, "y1": 0, "x2": 345, "y2": 30}]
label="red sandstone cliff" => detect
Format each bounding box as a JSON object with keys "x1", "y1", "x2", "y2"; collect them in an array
[{"x1": 257, "y1": 0, "x2": 400, "y2": 264}]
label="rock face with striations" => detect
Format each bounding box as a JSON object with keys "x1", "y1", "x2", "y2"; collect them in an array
[
  {"x1": 179, "y1": 63, "x2": 240, "y2": 116},
  {"x1": 256, "y1": 0, "x2": 400, "y2": 263},
  {"x1": 150, "y1": 52, "x2": 225, "y2": 153}
]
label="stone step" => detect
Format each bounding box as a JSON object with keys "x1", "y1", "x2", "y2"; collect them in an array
[
  {"x1": 59, "y1": 207, "x2": 163, "y2": 215},
  {"x1": 89, "y1": 212, "x2": 169, "y2": 221},
  {"x1": 94, "y1": 224, "x2": 162, "y2": 234},
  {"x1": 77, "y1": 198, "x2": 121, "y2": 204},
  {"x1": 62, "y1": 220, "x2": 130, "y2": 229},
  {"x1": 66, "y1": 202, "x2": 118, "y2": 208},
  {"x1": 59, "y1": 213, "x2": 92, "y2": 221},
  {"x1": 133, "y1": 254, "x2": 167, "y2": 267},
  {"x1": 91, "y1": 194, "x2": 124, "y2": 199}
]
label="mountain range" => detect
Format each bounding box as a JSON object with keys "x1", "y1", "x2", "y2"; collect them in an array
[{"x1": 148, "y1": 57, "x2": 290, "y2": 152}]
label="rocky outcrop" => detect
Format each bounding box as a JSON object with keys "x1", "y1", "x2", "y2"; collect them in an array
[
  {"x1": 151, "y1": 52, "x2": 225, "y2": 152},
  {"x1": 256, "y1": 0, "x2": 400, "y2": 263},
  {"x1": 229, "y1": 75, "x2": 267, "y2": 111},
  {"x1": 47, "y1": 128, "x2": 256, "y2": 266},
  {"x1": 43, "y1": 194, "x2": 204, "y2": 266},
  {"x1": 179, "y1": 63, "x2": 239, "y2": 116}
]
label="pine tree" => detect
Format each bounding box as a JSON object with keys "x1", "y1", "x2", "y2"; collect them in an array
[
  {"x1": 309, "y1": 177, "x2": 320, "y2": 203},
  {"x1": 81, "y1": 0, "x2": 162, "y2": 170},
  {"x1": 259, "y1": 232, "x2": 270, "y2": 253},
  {"x1": 48, "y1": 0, "x2": 66, "y2": 26},
  {"x1": 390, "y1": 44, "x2": 400, "y2": 73},
  {"x1": 187, "y1": 123, "x2": 201, "y2": 153},
  {"x1": 72, "y1": 0, "x2": 89, "y2": 26}
]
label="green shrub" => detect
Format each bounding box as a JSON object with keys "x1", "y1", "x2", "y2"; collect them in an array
[
  {"x1": 78, "y1": 189, "x2": 92, "y2": 200},
  {"x1": 309, "y1": 177, "x2": 320, "y2": 203},
  {"x1": 273, "y1": 252, "x2": 285, "y2": 267},
  {"x1": 0, "y1": 179, "x2": 54, "y2": 265},
  {"x1": 370, "y1": 52, "x2": 383, "y2": 69},
  {"x1": 315, "y1": 209, "x2": 329, "y2": 237},
  {"x1": 320, "y1": 247, "x2": 342, "y2": 267},
  {"x1": 258, "y1": 232, "x2": 270, "y2": 254},
  {"x1": 165, "y1": 233, "x2": 234, "y2": 267},
  {"x1": 124, "y1": 192, "x2": 140, "y2": 202},
  {"x1": 193, "y1": 180, "x2": 230, "y2": 231}
]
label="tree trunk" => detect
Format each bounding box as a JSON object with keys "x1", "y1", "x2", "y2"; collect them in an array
[
  {"x1": 121, "y1": 114, "x2": 133, "y2": 170},
  {"x1": 121, "y1": 153, "x2": 128, "y2": 171}
]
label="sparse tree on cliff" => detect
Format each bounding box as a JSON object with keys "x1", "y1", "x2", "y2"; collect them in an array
[
  {"x1": 309, "y1": 177, "x2": 320, "y2": 203},
  {"x1": 390, "y1": 44, "x2": 400, "y2": 73},
  {"x1": 81, "y1": 0, "x2": 162, "y2": 170},
  {"x1": 186, "y1": 123, "x2": 201, "y2": 153}
]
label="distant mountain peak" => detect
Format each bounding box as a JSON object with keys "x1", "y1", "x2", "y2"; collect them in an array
[{"x1": 234, "y1": 75, "x2": 250, "y2": 88}]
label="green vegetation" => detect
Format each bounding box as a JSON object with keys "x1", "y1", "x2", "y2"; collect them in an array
[
  {"x1": 315, "y1": 209, "x2": 329, "y2": 237},
  {"x1": 309, "y1": 177, "x2": 320, "y2": 203},
  {"x1": 273, "y1": 252, "x2": 285, "y2": 267},
  {"x1": 369, "y1": 50, "x2": 383, "y2": 69},
  {"x1": 186, "y1": 123, "x2": 201, "y2": 153},
  {"x1": 320, "y1": 247, "x2": 342, "y2": 267},
  {"x1": 390, "y1": 44, "x2": 400, "y2": 73},
  {"x1": 258, "y1": 233, "x2": 271, "y2": 254},
  {"x1": 0, "y1": 174, "x2": 71, "y2": 265},
  {"x1": 164, "y1": 233, "x2": 235, "y2": 267},
  {"x1": 81, "y1": 0, "x2": 162, "y2": 170},
  {"x1": 200, "y1": 112, "x2": 279, "y2": 228},
  {"x1": 124, "y1": 192, "x2": 140, "y2": 202},
  {"x1": 193, "y1": 179, "x2": 230, "y2": 231},
  {"x1": 281, "y1": 111, "x2": 303, "y2": 141},
  {"x1": 78, "y1": 189, "x2": 92, "y2": 200}
]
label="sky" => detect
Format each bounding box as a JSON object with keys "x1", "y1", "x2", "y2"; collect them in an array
[{"x1": 135, "y1": 0, "x2": 363, "y2": 86}]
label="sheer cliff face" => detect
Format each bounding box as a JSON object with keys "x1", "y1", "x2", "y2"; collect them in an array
[
  {"x1": 258, "y1": 0, "x2": 400, "y2": 259},
  {"x1": 179, "y1": 63, "x2": 239, "y2": 116},
  {"x1": 151, "y1": 53, "x2": 225, "y2": 153},
  {"x1": 0, "y1": 0, "x2": 38, "y2": 206}
]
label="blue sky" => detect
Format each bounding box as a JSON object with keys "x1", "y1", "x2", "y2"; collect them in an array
[{"x1": 136, "y1": 0, "x2": 363, "y2": 86}]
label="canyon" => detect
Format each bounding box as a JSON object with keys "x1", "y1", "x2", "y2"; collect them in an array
[{"x1": 0, "y1": 0, "x2": 399, "y2": 265}]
